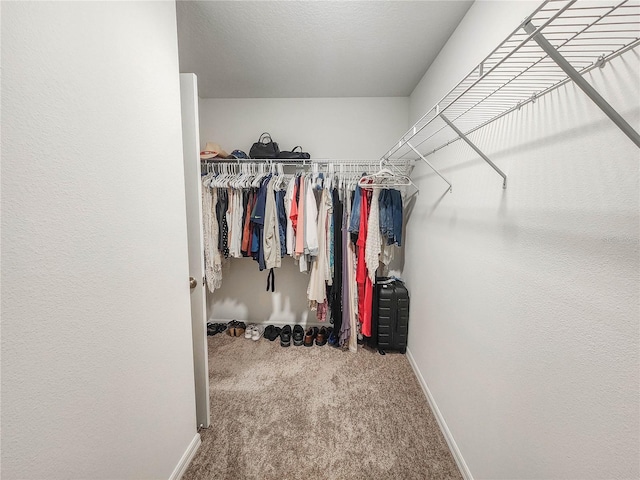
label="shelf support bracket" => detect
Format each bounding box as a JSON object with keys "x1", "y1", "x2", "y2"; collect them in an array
[
  {"x1": 523, "y1": 21, "x2": 640, "y2": 149},
  {"x1": 406, "y1": 141, "x2": 452, "y2": 193},
  {"x1": 439, "y1": 113, "x2": 507, "y2": 189}
]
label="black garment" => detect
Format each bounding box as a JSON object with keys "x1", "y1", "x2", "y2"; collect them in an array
[
  {"x1": 216, "y1": 189, "x2": 229, "y2": 258},
  {"x1": 330, "y1": 188, "x2": 343, "y2": 334},
  {"x1": 242, "y1": 189, "x2": 249, "y2": 232},
  {"x1": 295, "y1": 175, "x2": 301, "y2": 204}
]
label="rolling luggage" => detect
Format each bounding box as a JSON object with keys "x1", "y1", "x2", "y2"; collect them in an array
[{"x1": 372, "y1": 277, "x2": 410, "y2": 355}]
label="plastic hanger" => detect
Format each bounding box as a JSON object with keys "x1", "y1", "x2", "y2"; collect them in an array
[{"x1": 358, "y1": 160, "x2": 414, "y2": 189}]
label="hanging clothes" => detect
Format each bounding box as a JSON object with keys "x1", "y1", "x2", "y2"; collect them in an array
[
  {"x1": 295, "y1": 175, "x2": 305, "y2": 258},
  {"x1": 284, "y1": 176, "x2": 296, "y2": 256},
  {"x1": 379, "y1": 188, "x2": 403, "y2": 247},
  {"x1": 202, "y1": 175, "x2": 222, "y2": 292},
  {"x1": 378, "y1": 188, "x2": 404, "y2": 267},
  {"x1": 356, "y1": 187, "x2": 373, "y2": 338},
  {"x1": 348, "y1": 183, "x2": 363, "y2": 234},
  {"x1": 251, "y1": 175, "x2": 271, "y2": 271},
  {"x1": 365, "y1": 188, "x2": 381, "y2": 282},
  {"x1": 307, "y1": 187, "x2": 332, "y2": 310},
  {"x1": 199, "y1": 161, "x2": 407, "y2": 353},
  {"x1": 276, "y1": 188, "x2": 287, "y2": 258},
  {"x1": 330, "y1": 188, "x2": 343, "y2": 336},
  {"x1": 303, "y1": 176, "x2": 319, "y2": 257},
  {"x1": 216, "y1": 189, "x2": 230, "y2": 259},
  {"x1": 263, "y1": 176, "x2": 281, "y2": 270},
  {"x1": 241, "y1": 189, "x2": 254, "y2": 256},
  {"x1": 340, "y1": 189, "x2": 351, "y2": 347},
  {"x1": 347, "y1": 203, "x2": 359, "y2": 352},
  {"x1": 228, "y1": 188, "x2": 243, "y2": 258}
]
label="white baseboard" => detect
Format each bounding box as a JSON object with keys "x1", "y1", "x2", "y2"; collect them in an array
[
  {"x1": 406, "y1": 348, "x2": 473, "y2": 480},
  {"x1": 169, "y1": 433, "x2": 201, "y2": 480}
]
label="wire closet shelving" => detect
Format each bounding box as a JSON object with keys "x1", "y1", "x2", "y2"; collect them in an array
[{"x1": 382, "y1": 0, "x2": 640, "y2": 191}]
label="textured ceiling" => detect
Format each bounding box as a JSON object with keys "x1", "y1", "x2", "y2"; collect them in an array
[{"x1": 176, "y1": 1, "x2": 473, "y2": 98}]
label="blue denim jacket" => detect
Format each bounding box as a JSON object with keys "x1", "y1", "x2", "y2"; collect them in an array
[
  {"x1": 379, "y1": 188, "x2": 403, "y2": 247},
  {"x1": 348, "y1": 184, "x2": 362, "y2": 233}
]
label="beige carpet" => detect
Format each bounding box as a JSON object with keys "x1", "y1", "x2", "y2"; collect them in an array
[{"x1": 183, "y1": 333, "x2": 462, "y2": 480}]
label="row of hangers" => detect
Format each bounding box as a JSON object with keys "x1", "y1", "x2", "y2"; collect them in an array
[
  {"x1": 203, "y1": 162, "x2": 287, "y2": 189},
  {"x1": 201, "y1": 159, "x2": 418, "y2": 193},
  {"x1": 357, "y1": 160, "x2": 418, "y2": 192}
]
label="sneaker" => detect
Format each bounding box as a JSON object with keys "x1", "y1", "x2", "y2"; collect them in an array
[
  {"x1": 244, "y1": 324, "x2": 257, "y2": 339},
  {"x1": 251, "y1": 325, "x2": 264, "y2": 341},
  {"x1": 292, "y1": 325, "x2": 304, "y2": 346},
  {"x1": 280, "y1": 325, "x2": 292, "y2": 347}
]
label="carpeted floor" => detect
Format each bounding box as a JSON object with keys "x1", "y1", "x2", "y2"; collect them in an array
[{"x1": 182, "y1": 333, "x2": 462, "y2": 480}]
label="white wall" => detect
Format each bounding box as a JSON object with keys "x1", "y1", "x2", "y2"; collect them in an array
[
  {"x1": 2, "y1": 2, "x2": 198, "y2": 479},
  {"x1": 404, "y1": 1, "x2": 640, "y2": 479},
  {"x1": 199, "y1": 97, "x2": 409, "y2": 324}
]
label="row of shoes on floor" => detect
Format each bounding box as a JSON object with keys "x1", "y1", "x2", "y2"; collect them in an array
[
  {"x1": 206, "y1": 321, "x2": 337, "y2": 348},
  {"x1": 206, "y1": 320, "x2": 245, "y2": 337},
  {"x1": 265, "y1": 325, "x2": 336, "y2": 348},
  {"x1": 207, "y1": 320, "x2": 264, "y2": 341}
]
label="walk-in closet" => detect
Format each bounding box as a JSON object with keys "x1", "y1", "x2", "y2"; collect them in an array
[{"x1": 3, "y1": 1, "x2": 638, "y2": 479}]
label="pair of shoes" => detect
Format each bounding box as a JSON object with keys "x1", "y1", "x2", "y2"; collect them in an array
[
  {"x1": 244, "y1": 325, "x2": 264, "y2": 341},
  {"x1": 280, "y1": 325, "x2": 292, "y2": 347},
  {"x1": 316, "y1": 326, "x2": 330, "y2": 346},
  {"x1": 244, "y1": 324, "x2": 256, "y2": 339},
  {"x1": 206, "y1": 322, "x2": 227, "y2": 336},
  {"x1": 227, "y1": 320, "x2": 246, "y2": 337},
  {"x1": 292, "y1": 325, "x2": 304, "y2": 346},
  {"x1": 264, "y1": 325, "x2": 282, "y2": 342},
  {"x1": 304, "y1": 326, "x2": 330, "y2": 347},
  {"x1": 303, "y1": 327, "x2": 318, "y2": 347}
]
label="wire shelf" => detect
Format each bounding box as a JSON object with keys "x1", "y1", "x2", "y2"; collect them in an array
[{"x1": 383, "y1": 0, "x2": 640, "y2": 165}]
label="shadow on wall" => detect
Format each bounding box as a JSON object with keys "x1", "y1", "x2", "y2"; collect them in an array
[
  {"x1": 409, "y1": 66, "x2": 638, "y2": 187},
  {"x1": 385, "y1": 186, "x2": 451, "y2": 280},
  {"x1": 207, "y1": 257, "x2": 315, "y2": 325},
  {"x1": 406, "y1": 121, "x2": 606, "y2": 185},
  {"x1": 209, "y1": 292, "x2": 311, "y2": 325}
]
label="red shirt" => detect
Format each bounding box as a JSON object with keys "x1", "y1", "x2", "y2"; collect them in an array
[{"x1": 356, "y1": 188, "x2": 373, "y2": 337}]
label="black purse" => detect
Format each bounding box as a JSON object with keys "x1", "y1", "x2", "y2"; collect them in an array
[
  {"x1": 250, "y1": 132, "x2": 280, "y2": 159},
  {"x1": 278, "y1": 146, "x2": 311, "y2": 160}
]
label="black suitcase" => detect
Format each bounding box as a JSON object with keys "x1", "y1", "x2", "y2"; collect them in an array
[{"x1": 372, "y1": 277, "x2": 410, "y2": 354}]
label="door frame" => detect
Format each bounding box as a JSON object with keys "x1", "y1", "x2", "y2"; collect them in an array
[{"x1": 180, "y1": 73, "x2": 210, "y2": 429}]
